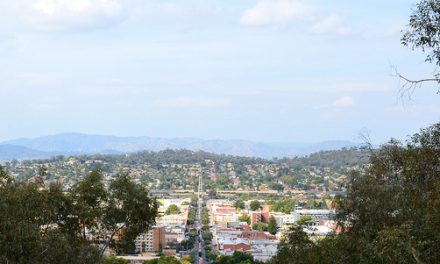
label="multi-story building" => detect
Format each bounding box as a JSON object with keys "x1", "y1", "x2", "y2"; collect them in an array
[
  {"x1": 209, "y1": 204, "x2": 240, "y2": 227},
  {"x1": 156, "y1": 213, "x2": 188, "y2": 226},
  {"x1": 250, "y1": 210, "x2": 270, "y2": 226},
  {"x1": 270, "y1": 212, "x2": 296, "y2": 229},
  {"x1": 135, "y1": 226, "x2": 165, "y2": 254}
]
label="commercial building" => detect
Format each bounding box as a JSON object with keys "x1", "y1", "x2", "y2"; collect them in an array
[
  {"x1": 135, "y1": 226, "x2": 166, "y2": 253},
  {"x1": 213, "y1": 226, "x2": 278, "y2": 262},
  {"x1": 250, "y1": 210, "x2": 270, "y2": 226},
  {"x1": 292, "y1": 209, "x2": 335, "y2": 222}
]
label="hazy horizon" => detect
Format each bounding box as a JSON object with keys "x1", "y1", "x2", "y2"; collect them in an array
[{"x1": 1, "y1": 131, "x2": 362, "y2": 145}]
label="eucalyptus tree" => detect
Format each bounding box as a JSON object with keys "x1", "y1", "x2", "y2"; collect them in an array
[{"x1": 0, "y1": 168, "x2": 158, "y2": 263}]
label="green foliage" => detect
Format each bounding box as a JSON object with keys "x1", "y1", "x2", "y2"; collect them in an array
[
  {"x1": 252, "y1": 222, "x2": 268, "y2": 232},
  {"x1": 144, "y1": 258, "x2": 158, "y2": 263},
  {"x1": 269, "y1": 123, "x2": 440, "y2": 263},
  {"x1": 201, "y1": 207, "x2": 210, "y2": 226},
  {"x1": 187, "y1": 206, "x2": 197, "y2": 225},
  {"x1": 269, "y1": 199, "x2": 296, "y2": 213},
  {"x1": 268, "y1": 226, "x2": 315, "y2": 264},
  {"x1": 165, "y1": 204, "x2": 181, "y2": 215},
  {"x1": 0, "y1": 169, "x2": 158, "y2": 263},
  {"x1": 249, "y1": 200, "x2": 261, "y2": 211},
  {"x1": 234, "y1": 199, "x2": 246, "y2": 210},
  {"x1": 0, "y1": 169, "x2": 100, "y2": 263},
  {"x1": 269, "y1": 183, "x2": 284, "y2": 191},
  {"x1": 6, "y1": 146, "x2": 369, "y2": 196},
  {"x1": 208, "y1": 188, "x2": 218, "y2": 198},
  {"x1": 73, "y1": 171, "x2": 107, "y2": 238},
  {"x1": 203, "y1": 230, "x2": 213, "y2": 240},
  {"x1": 104, "y1": 173, "x2": 158, "y2": 255},
  {"x1": 278, "y1": 148, "x2": 370, "y2": 170},
  {"x1": 101, "y1": 256, "x2": 130, "y2": 264},
  {"x1": 402, "y1": 0, "x2": 440, "y2": 67},
  {"x1": 160, "y1": 256, "x2": 180, "y2": 264},
  {"x1": 296, "y1": 215, "x2": 312, "y2": 226},
  {"x1": 336, "y1": 123, "x2": 440, "y2": 263},
  {"x1": 267, "y1": 216, "x2": 278, "y2": 235},
  {"x1": 238, "y1": 213, "x2": 251, "y2": 224},
  {"x1": 206, "y1": 250, "x2": 219, "y2": 263},
  {"x1": 144, "y1": 256, "x2": 181, "y2": 264},
  {"x1": 92, "y1": 149, "x2": 267, "y2": 168},
  {"x1": 180, "y1": 256, "x2": 191, "y2": 264},
  {"x1": 214, "y1": 251, "x2": 262, "y2": 264}
]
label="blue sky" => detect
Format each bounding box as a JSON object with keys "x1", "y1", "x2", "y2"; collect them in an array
[{"x1": 0, "y1": 0, "x2": 439, "y2": 143}]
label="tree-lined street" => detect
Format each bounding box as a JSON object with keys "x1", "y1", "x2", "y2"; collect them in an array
[{"x1": 194, "y1": 174, "x2": 207, "y2": 264}]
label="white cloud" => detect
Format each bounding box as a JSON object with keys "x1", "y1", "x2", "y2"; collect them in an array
[
  {"x1": 310, "y1": 13, "x2": 352, "y2": 35},
  {"x1": 25, "y1": 0, "x2": 125, "y2": 32},
  {"x1": 241, "y1": 0, "x2": 315, "y2": 26},
  {"x1": 333, "y1": 96, "x2": 354, "y2": 107},
  {"x1": 152, "y1": 96, "x2": 230, "y2": 109}
]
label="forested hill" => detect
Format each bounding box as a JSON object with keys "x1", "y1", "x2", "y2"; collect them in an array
[
  {"x1": 39, "y1": 147, "x2": 371, "y2": 168},
  {"x1": 6, "y1": 147, "x2": 372, "y2": 193},
  {"x1": 77, "y1": 149, "x2": 268, "y2": 166},
  {"x1": 279, "y1": 147, "x2": 371, "y2": 169}
]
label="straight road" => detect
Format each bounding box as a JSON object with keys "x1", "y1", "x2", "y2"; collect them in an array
[{"x1": 194, "y1": 175, "x2": 207, "y2": 264}]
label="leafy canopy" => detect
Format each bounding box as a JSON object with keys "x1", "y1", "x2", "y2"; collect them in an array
[
  {"x1": 0, "y1": 169, "x2": 158, "y2": 263},
  {"x1": 269, "y1": 123, "x2": 440, "y2": 263},
  {"x1": 165, "y1": 204, "x2": 181, "y2": 215},
  {"x1": 402, "y1": 0, "x2": 440, "y2": 67},
  {"x1": 249, "y1": 200, "x2": 262, "y2": 211}
]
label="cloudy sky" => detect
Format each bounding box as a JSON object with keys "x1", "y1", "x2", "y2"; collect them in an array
[{"x1": 0, "y1": 0, "x2": 438, "y2": 143}]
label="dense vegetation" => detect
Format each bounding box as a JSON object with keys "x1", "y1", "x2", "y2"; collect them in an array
[
  {"x1": 268, "y1": 199, "x2": 296, "y2": 214},
  {"x1": 0, "y1": 169, "x2": 158, "y2": 263},
  {"x1": 278, "y1": 147, "x2": 370, "y2": 170},
  {"x1": 2, "y1": 121, "x2": 438, "y2": 263},
  {"x1": 214, "y1": 251, "x2": 263, "y2": 264},
  {"x1": 165, "y1": 204, "x2": 181, "y2": 215},
  {"x1": 269, "y1": 123, "x2": 440, "y2": 263},
  {"x1": 90, "y1": 148, "x2": 370, "y2": 169},
  {"x1": 144, "y1": 256, "x2": 191, "y2": 264},
  {"x1": 42, "y1": 149, "x2": 270, "y2": 167},
  {"x1": 4, "y1": 147, "x2": 369, "y2": 196}
]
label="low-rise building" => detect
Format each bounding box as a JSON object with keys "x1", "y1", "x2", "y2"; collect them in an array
[{"x1": 292, "y1": 209, "x2": 335, "y2": 222}]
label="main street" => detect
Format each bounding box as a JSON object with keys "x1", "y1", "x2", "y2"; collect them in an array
[{"x1": 194, "y1": 174, "x2": 207, "y2": 264}]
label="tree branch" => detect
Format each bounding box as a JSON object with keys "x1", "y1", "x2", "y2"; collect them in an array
[
  {"x1": 411, "y1": 247, "x2": 424, "y2": 264},
  {"x1": 99, "y1": 224, "x2": 125, "y2": 259},
  {"x1": 396, "y1": 72, "x2": 440, "y2": 84},
  {"x1": 391, "y1": 67, "x2": 440, "y2": 101}
]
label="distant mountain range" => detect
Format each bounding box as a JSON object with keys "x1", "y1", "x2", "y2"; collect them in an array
[{"x1": 0, "y1": 133, "x2": 360, "y2": 161}]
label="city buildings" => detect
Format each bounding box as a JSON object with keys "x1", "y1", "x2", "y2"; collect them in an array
[
  {"x1": 208, "y1": 199, "x2": 280, "y2": 262},
  {"x1": 135, "y1": 226, "x2": 166, "y2": 254}
]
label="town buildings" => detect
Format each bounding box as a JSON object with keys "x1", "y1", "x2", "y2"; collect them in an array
[
  {"x1": 134, "y1": 198, "x2": 190, "y2": 254},
  {"x1": 207, "y1": 199, "x2": 280, "y2": 262},
  {"x1": 135, "y1": 226, "x2": 166, "y2": 254}
]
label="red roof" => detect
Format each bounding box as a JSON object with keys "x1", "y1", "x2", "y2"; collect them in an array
[{"x1": 239, "y1": 231, "x2": 276, "y2": 240}]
